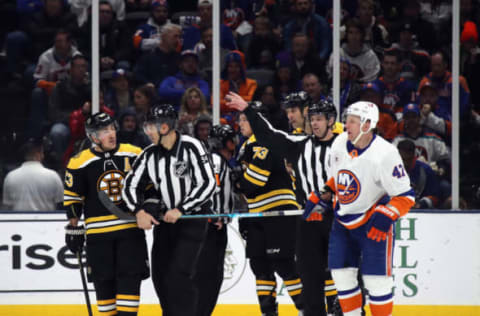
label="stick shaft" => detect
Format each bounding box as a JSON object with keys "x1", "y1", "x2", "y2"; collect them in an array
[{"x1": 77, "y1": 251, "x2": 93, "y2": 316}]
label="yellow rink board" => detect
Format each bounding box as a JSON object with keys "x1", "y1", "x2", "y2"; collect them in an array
[{"x1": 1, "y1": 305, "x2": 480, "y2": 316}]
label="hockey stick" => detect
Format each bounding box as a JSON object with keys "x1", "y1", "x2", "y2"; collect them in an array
[
  {"x1": 76, "y1": 250, "x2": 93, "y2": 316},
  {"x1": 98, "y1": 191, "x2": 304, "y2": 220}
]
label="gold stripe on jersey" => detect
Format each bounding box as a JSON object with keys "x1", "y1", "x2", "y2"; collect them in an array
[
  {"x1": 64, "y1": 189, "x2": 83, "y2": 206},
  {"x1": 244, "y1": 163, "x2": 270, "y2": 186},
  {"x1": 117, "y1": 143, "x2": 142, "y2": 156},
  {"x1": 67, "y1": 150, "x2": 99, "y2": 170},
  {"x1": 85, "y1": 214, "x2": 137, "y2": 235},
  {"x1": 86, "y1": 223, "x2": 138, "y2": 235},
  {"x1": 246, "y1": 189, "x2": 299, "y2": 213},
  {"x1": 244, "y1": 172, "x2": 266, "y2": 186}
]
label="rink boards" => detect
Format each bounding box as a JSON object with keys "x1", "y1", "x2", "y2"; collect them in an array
[{"x1": 0, "y1": 211, "x2": 479, "y2": 315}]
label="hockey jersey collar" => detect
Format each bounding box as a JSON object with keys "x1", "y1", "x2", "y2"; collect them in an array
[
  {"x1": 346, "y1": 134, "x2": 376, "y2": 157},
  {"x1": 157, "y1": 131, "x2": 182, "y2": 155},
  {"x1": 90, "y1": 144, "x2": 120, "y2": 159}
]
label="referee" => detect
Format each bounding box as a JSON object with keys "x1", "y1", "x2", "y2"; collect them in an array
[
  {"x1": 227, "y1": 92, "x2": 341, "y2": 316},
  {"x1": 122, "y1": 104, "x2": 216, "y2": 316}
]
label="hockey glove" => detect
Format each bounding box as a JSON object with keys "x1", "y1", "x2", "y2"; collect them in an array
[
  {"x1": 65, "y1": 225, "x2": 85, "y2": 254},
  {"x1": 367, "y1": 205, "x2": 398, "y2": 242},
  {"x1": 302, "y1": 191, "x2": 332, "y2": 221}
]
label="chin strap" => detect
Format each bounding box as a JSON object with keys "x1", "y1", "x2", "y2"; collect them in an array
[{"x1": 352, "y1": 121, "x2": 371, "y2": 145}]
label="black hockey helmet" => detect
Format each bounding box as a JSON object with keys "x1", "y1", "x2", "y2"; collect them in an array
[
  {"x1": 85, "y1": 112, "x2": 117, "y2": 136},
  {"x1": 209, "y1": 124, "x2": 236, "y2": 150},
  {"x1": 308, "y1": 99, "x2": 337, "y2": 121},
  {"x1": 281, "y1": 91, "x2": 311, "y2": 110},
  {"x1": 145, "y1": 104, "x2": 178, "y2": 129}
]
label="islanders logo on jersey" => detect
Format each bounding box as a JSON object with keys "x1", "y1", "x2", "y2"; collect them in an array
[{"x1": 337, "y1": 169, "x2": 361, "y2": 204}]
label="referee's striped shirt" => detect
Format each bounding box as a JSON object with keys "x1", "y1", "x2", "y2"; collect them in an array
[
  {"x1": 211, "y1": 152, "x2": 234, "y2": 214},
  {"x1": 122, "y1": 133, "x2": 216, "y2": 214},
  {"x1": 243, "y1": 106, "x2": 337, "y2": 206}
]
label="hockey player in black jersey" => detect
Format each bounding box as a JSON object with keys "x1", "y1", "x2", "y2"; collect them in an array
[
  {"x1": 235, "y1": 102, "x2": 304, "y2": 316},
  {"x1": 227, "y1": 92, "x2": 343, "y2": 316},
  {"x1": 194, "y1": 124, "x2": 237, "y2": 316},
  {"x1": 63, "y1": 112, "x2": 149, "y2": 316},
  {"x1": 122, "y1": 104, "x2": 216, "y2": 316}
]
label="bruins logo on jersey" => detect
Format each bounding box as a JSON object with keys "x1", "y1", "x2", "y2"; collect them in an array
[{"x1": 96, "y1": 170, "x2": 125, "y2": 203}]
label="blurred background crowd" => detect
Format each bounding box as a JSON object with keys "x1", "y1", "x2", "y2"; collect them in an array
[{"x1": 1, "y1": 0, "x2": 480, "y2": 209}]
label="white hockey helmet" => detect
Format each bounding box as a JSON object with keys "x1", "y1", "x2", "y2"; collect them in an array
[{"x1": 345, "y1": 101, "x2": 379, "y2": 131}]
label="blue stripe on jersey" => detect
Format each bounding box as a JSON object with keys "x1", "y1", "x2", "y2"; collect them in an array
[
  {"x1": 336, "y1": 212, "x2": 364, "y2": 224},
  {"x1": 398, "y1": 189, "x2": 415, "y2": 198},
  {"x1": 346, "y1": 134, "x2": 377, "y2": 156}
]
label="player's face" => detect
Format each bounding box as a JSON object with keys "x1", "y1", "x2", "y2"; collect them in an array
[
  {"x1": 238, "y1": 114, "x2": 253, "y2": 137},
  {"x1": 286, "y1": 107, "x2": 304, "y2": 128},
  {"x1": 96, "y1": 124, "x2": 117, "y2": 150},
  {"x1": 345, "y1": 115, "x2": 361, "y2": 141},
  {"x1": 310, "y1": 114, "x2": 328, "y2": 138}
]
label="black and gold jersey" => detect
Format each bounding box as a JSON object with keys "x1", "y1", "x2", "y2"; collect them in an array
[
  {"x1": 237, "y1": 135, "x2": 300, "y2": 213},
  {"x1": 63, "y1": 143, "x2": 142, "y2": 237}
]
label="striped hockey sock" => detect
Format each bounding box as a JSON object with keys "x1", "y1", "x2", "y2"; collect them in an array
[
  {"x1": 369, "y1": 293, "x2": 393, "y2": 316},
  {"x1": 116, "y1": 294, "x2": 140, "y2": 315},
  {"x1": 337, "y1": 286, "x2": 363, "y2": 316},
  {"x1": 97, "y1": 298, "x2": 117, "y2": 316}
]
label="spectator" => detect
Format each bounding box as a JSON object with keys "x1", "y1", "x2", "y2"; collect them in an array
[
  {"x1": 117, "y1": 107, "x2": 151, "y2": 148},
  {"x1": 397, "y1": 139, "x2": 441, "y2": 209},
  {"x1": 177, "y1": 87, "x2": 211, "y2": 136},
  {"x1": 417, "y1": 82, "x2": 451, "y2": 138},
  {"x1": 385, "y1": 23, "x2": 431, "y2": 81},
  {"x1": 27, "y1": 30, "x2": 81, "y2": 138},
  {"x1": 182, "y1": 0, "x2": 237, "y2": 51},
  {"x1": 5, "y1": 0, "x2": 77, "y2": 77},
  {"x1": 246, "y1": 15, "x2": 282, "y2": 70},
  {"x1": 302, "y1": 73, "x2": 325, "y2": 103},
  {"x1": 283, "y1": 0, "x2": 331, "y2": 60},
  {"x1": 461, "y1": 21, "x2": 480, "y2": 107},
  {"x1": 273, "y1": 53, "x2": 299, "y2": 100},
  {"x1": 133, "y1": 23, "x2": 181, "y2": 86},
  {"x1": 2, "y1": 138, "x2": 63, "y2": 211},
  {"x1": 103, "y1": 68, "x2": 133, "y2": 114},
  {"x1": 355, "y1": 0, "x2": 389, "y2": 56},
  {"x1": 373, "y1": 50, "x2": 416, "y2": 120},
  {"x1": 70, "y1": 0, "x2": 126, "y2": 27},
  {"x1": 220, "y1": 50, "x2": 257, "y2": 116},
  {"x1": 223, "y1": 6, "x2": 253, "y2": 53},
  {"x1": 337, "y1": 58, "x2": 362, "y2": 115},
  {"x1": 253, "y1": 85, "x2": 289, "y2": 132},
  {"x1": 393, "y1": 103, "x2": 450, "y2": 168},
  {"x1": 359, "y1": 82, "x2": 398, "y2": 141},
  {"x1": 158, "y1": 49, "x2": 210, "y2": 108},
  {"x1": 79, "y1": 0, "x2": 132, "y2": 71},
  {"x1": 48, "y1": 54, "x2": 91, "y2": 157},
  {"x1": 418, "y1": 51, "x2": 471, "y2": 121},
  {"x1": 281, "y1": 33, "x2": 326, "y2": 86},
  {"x1": 396, "y1": 0, "x2": 437, "y2": 53},
  {"x1": 196, "y1": 26, "x2": 230, "y2": 78},
  {"x1": 328, "y1": 19, "x2": 380, "y2": 82},
  {"x1": 133, "y1": 0, "x2": 172, "y2": 52},
  {"x1": 193, "y1": 114, "x2": 213, "y2": 145},
  {"x1": 133, "y1": 84, "x2": 157, "y2": 124},
  {"x1": 393, "y1": 103, "x2": 452, "y2": 208}
]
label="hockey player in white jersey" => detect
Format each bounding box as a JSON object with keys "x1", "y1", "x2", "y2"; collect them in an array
[{"x1": 309, "y1": 101, "x2": 415, "y2": 316}]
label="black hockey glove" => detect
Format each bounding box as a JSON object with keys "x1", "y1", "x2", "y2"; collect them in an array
[{"x1": 65, "y1": 225, "x2": 85, "y2": 254}]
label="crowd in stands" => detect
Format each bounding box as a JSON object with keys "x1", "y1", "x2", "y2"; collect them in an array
[{"x1": 1, "y1": 0, "x2": 480, "y2": 209}]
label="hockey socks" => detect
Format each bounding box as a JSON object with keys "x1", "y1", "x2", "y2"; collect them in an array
[
  {"x1": 337, "y1": 286, "x2": 363, "y2": 316},
  {"x1": 116, "y1": 294, "x2": 140, "y2": 315}
]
